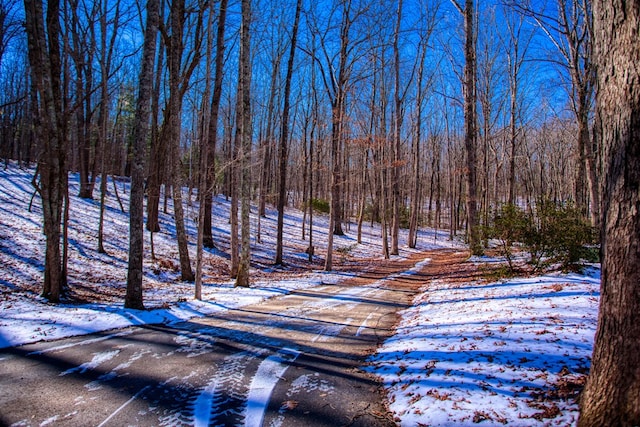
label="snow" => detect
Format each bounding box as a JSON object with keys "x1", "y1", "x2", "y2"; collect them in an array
[
  {"x1": 1, "y1": 162, "x2": 440, "y2": 348},
  {"x1": 0, "y1": 162, "x2": 599, "y2": 425},
  {"x1": 244, "y1": 347, "x2": 301, "y2": 427},
  {"x1": 366, "y1": 267, "x2": 599, "y2": 426}
]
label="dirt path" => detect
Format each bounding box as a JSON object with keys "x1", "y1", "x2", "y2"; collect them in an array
[{"x1": 0, "y1": 249, "x2": 471, "y2": 427}]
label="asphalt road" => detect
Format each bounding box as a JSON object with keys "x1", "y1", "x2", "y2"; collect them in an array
[{"x1": 0, "y1": 252, "x2": 447, "y2": 427}]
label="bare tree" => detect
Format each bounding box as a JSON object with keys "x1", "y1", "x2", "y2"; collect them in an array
[
  {"x1": 195, "y1": 1, "x2": 215, "y2": 300},
  {"x1": 24, "y1": 0, "x2": 68, "y2": 302},
  {"x1": 96, "y1": 0, "x2": 123, "y2": 254},
  {"x1": 304, "y1": 0, "x2": 372, "y2": 270},
  {"x1": 67, "y1": 0, "x2": 97, "y2": 200},
  {"x1": 202, "y1": 0, "x2": 228, "y2": 249},
  {"x1": 235, "y1": 0, "x2": 252, "y2": 288},
  {"x1": 514, "y1": 0, "x2": 599, "y2": 225},
  {"x1": 408, "y1": 0, "x2": 438, "y2": 248},
  {"x1": 390, "y1": 0, "x2": 403, "y2": 255},
  {"x1": 126, "y1": 0, "x2": 159, "y2": 310},
  {"x1": 161, "y1": 0, "x2": 206, "y2": 282},
  {"x1": 500, "y1": 7, "x2": 533, "y2": 206},
  {"x1": 275, "y1": 0, "x2": 302, "y2": 265},
  {"x1": 0, "y1": 0, "x2": 21, "y2": 67},
  {"x1": 579, "y1": 0, "x2": 640, "y2": 424},
  {"x1": 451, "y1": 0, "x2": 483, "y2": 255}
]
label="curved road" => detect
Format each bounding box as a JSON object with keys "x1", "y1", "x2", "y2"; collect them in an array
[{"x1": 0, "y1": 250, "x2": 464, "y2": 427}]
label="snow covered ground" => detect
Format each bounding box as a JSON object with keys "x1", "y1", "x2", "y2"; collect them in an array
[
  {"x1": 0, "y1": 162, "x2": 599, "y2": 425},
  {"x1": 367, "y1": 261, "x2": 599, "y2": 426},
  {"x1": 0, "y1": 162, "x2": 457, "y2": 348}
]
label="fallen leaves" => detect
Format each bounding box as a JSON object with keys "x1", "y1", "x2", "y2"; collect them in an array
[{"x1": 279, "y1": 399, "x2": 299, "y2": 412}]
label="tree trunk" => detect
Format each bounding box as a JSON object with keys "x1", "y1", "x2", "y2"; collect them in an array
[
  {"x1": 195, "y1": 1, "x2": 216, "y2": 300},
  {"x1": 460, "y1": 0, "x2": 483, "y2": 255},
  {"x1": 125, "y1": 0, "x2": 159, "y2": 310},
  {"x1": 390, "y1": 0, "x2": 403, "y2": 255},
  {"x1": 408, "y1": 34, "x2": 428, "y2": 248},
  {"x1": 275, "y1": 0, "x2": 301, "y2": 265},
  {"x1": 145, "y1": 45, "x2": 165, "y2": 233},
  {"x1": 203, "y1": 0, "x2": 228, "y2": 249},
  {"x1": 579, "y1": 1, "x2": 640, "y2": 424},
  {"x1": 235, "y1": 0, "x2": 252, "y2": 288},
  {"x1": 24, "y1": 0, "x2": 67, "y2": 303},
  {"x1": 164, "y1": 0, "x2": 203, "y2": 282}
]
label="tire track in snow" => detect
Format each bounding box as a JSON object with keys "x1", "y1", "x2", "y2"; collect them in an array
[{"x1": 199, "y1": 351, "x2": 257, "y2": 427}]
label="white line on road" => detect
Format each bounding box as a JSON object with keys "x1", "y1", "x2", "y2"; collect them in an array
[
  {"x1": 97, "y1": 385, "x2": 150, "y2": 427},
  {"x1": 356, "y1": 312, "x2": 377, "y2": 337},
  {"x1": 243, "y1": 347, "x2": 301, "y2": 427}
]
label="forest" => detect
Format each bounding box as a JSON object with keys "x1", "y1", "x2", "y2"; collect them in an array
[
  {"x1": 1, "y1": 0, "x2": 640, "y2": 423},
  {"x1": 0, "y1": 0, "x2": 600, "y2": 302}
]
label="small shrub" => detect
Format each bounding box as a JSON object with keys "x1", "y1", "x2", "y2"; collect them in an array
[
  {"x1": 310, "y1": 198, "x2": 330, "y2": 214},
  {"x1": 484, "y1": 203, "x2": 528, "y2": 272},
  {"x1": 527, "y1": 200, "x2": 596, "y2": 270},
  {"x1": 487, "y1": 201, "x2": 597, "y2": 272},
  {"x1": 336, "y1": 243, "x2": 357, "y2": 255}
]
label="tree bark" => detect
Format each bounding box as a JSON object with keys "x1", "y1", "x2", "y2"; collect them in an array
[
  {"x1": 202, "y1": 0, "x2": 228, "y2": 249},
  {"x1": 125, "y1": 0, "x2": 159, "y2": 310},
  {"x1": 163, "y1": 0, "x2": 204, "y2": 282},
  {"x1": 389, "y1": 0, "x2": 404, "y2": 255},
  {"x1": 24, "y1": 0, "x2": 67, "y2": 303},
  {"x1": 579, "y1": 0, "x2": 640, "y2": 424},
  {"x1": 145, "y1": 44, "x2": 165, "y2": 233},
  {"x1": 235, "y1": 0, "x2": 252, "y2": 288},
  {"x1": 275, "y1": 0, "x2": 302, "y2": 265},
  {"x1": 455, "y1": 0, "x2": 483, "y2": 255}
]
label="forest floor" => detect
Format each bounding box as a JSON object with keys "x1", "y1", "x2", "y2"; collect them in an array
[{"x1": 0, "y1": 163, "x2": 599, "y2": 426}]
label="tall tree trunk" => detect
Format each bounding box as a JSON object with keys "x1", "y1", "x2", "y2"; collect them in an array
[
  {"x1": 203, "y1": 0, "x2": 228, "y2": 249},
  {"x1": 275, "y1": 0, "x2": 302, "y2": 265},
  {"x1": 329, "y1": 94, "x2": 345, "y2": 238},
  {"x1": 24, "y1": 0, "x2": 66, "y2": 303},
  {"x1": 452, "y1": 0, "x2": 483, "y2": 255},
  {"x1": 408, "y1": 35, "x2": 428, "y2": 248},
  {"x1": 96, "y1": 0, "x2": 120, "y2": 254},
  {"x1": 125, "y1": 0, "x2": 159, "y2": 309},
  {"x1": 390, "y1": 0, "x2": 403, "y2": 255},
  {"x1": 235, "y1": 0, "x2": 252, "y2": 288},
  {"x1": 577, "y1": 89, "x2": 600, "y2": 226},
  {"x1": 164, "y1": 0, "x2": 203, "y2": 282},
  {"x1": 145, "y1": 44, "x2": 165, "y2": 233},
  {"x1": 195, "y1": 2, "x2": 215, "y2": 300},
  {"x1": 258, "y1": 48, "x2": 282, "y2": 219},
  {"x1": 579, "y1": 1, "x2": 640, "y2": 424}
]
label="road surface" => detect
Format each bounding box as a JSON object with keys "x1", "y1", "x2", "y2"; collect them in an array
[{"x1": 0, "y1": 250, "x2": 465, "y2": 427}]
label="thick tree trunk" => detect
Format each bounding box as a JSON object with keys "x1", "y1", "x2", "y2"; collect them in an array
[
  {"x1": 462, "y1": 0, "x2": 482, "y2": 255},
  {"x1": 125, "y1": 0, "x2": 159, "y2": 310},
  {"x1": 24, "y1": 0, "x2": 66, "y2": 303},
  {"x1": 579, "y1": 1, "x2": 640, "y2": 425}
]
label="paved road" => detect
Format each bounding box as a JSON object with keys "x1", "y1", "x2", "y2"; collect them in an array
[{"x1": 0, "y1": 251, "x2": 451, "y2": 427}]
